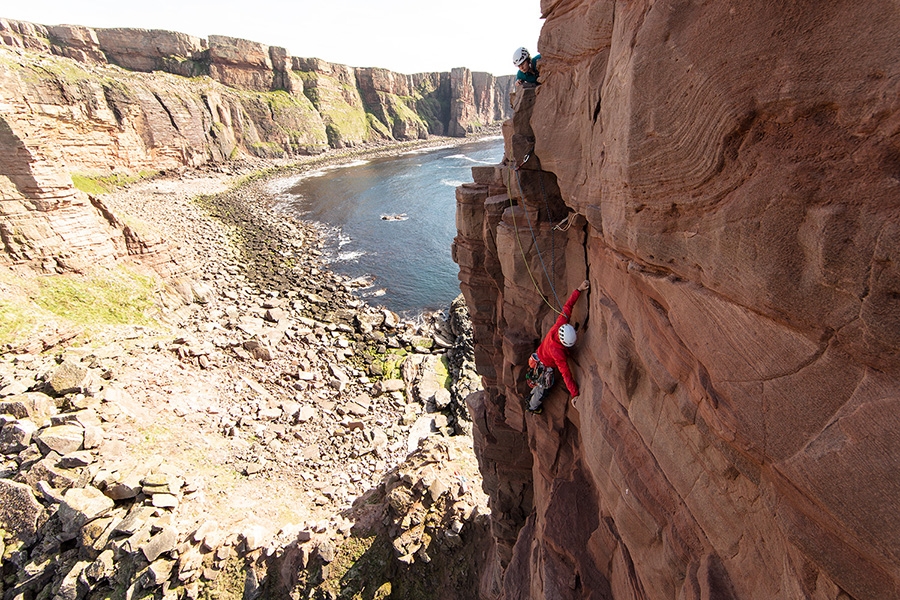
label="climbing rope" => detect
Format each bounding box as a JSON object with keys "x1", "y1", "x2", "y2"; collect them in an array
[
  {"x1": 504, "y1": 164, "x2": 564, "y2": 314},
  {"x1": 536, "y1": 165, "x2": 559, "y2": 302}
]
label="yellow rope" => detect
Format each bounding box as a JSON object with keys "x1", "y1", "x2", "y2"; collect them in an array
[{"x1": 505, "y1": 167, "x2": 563, "y2": 315}]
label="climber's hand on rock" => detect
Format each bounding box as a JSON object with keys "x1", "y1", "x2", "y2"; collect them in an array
[{"x1": 578, "y1": 280, "x2": 590, "y2": 292}]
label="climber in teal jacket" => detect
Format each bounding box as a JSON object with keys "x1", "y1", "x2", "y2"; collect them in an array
[{"x1": 513, "y1": 47, "x2": 541, "y2": 87}]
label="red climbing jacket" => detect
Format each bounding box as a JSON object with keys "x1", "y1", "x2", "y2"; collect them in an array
[{"x1": 536, "y1": 288, "x2": 582, "y2": 397}]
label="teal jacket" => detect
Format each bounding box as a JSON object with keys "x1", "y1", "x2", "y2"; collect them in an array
[{"x1": 516, "y1": 54, "x2": 541, "y2": 85}]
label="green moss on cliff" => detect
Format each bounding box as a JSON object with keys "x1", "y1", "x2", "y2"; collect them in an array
[
  {"x1": 238, "y1": 89, "x2": 329, "y2": 153},
  {"x1": 71, "y1": 171, "x2": 157, "y2": 195},
  {"x1": 295, "y1": 70, "x2": 370, "y2": 145},
  {"x1": 365, "y1": 113, "x2": 393, "y2": 140}
]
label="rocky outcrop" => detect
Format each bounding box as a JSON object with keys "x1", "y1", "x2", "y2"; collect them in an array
[
  {"x1": 0, "y1": 17, "x2": 513, "y2": 144},
  {"x1": 449, "y1": 68, "x2": 515, "y2": 137},
  {"x1": 0, "y1": 165, "x2": 488, "y2": 598},
  {"x1": 456, "y1": 2, "x2": 900, "y2": 599},
  {"x1": 0, "y1": 16, "x2": 514, "y2": 271}
]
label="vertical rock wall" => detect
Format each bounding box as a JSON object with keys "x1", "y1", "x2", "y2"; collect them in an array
[
  {"x1": 0, "y1": 18, "x2": 514, "y2": 143},
  {"x1": 456, "y1": 1, "x2": 900, "y2": 599}
]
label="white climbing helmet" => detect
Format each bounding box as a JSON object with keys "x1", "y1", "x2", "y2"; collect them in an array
[
  {"x1": 558, "y1": 324, "x2": 577, "y2": 347},
  {"x1": 512, "y1": 47, "x2": 530, "y2": 67}
]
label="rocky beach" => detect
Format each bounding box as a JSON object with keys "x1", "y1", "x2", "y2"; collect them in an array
[{"x1": 0, "y1": 141, "x2": 493, "y2": 599}]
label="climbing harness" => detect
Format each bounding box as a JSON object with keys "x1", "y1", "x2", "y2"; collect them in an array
[{"x1": 525, "y1": 359, "x2": 555, "y2": 390}]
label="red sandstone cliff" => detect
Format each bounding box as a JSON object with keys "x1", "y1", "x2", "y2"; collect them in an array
[{"x1": 454, "y1": 2, "x2": 900, "y2": 599}]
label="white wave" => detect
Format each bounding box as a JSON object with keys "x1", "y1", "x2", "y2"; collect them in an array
[
  {"x1": 338, "y1": 232, "x2": 352, "y2": 247},
  {"x1": 441, "y1": 179, "x2": 466, "y2": 187},
  {"x1": 401, "y1": 144, "x2": 456, "y2": 156},
  {"x1": 364, "y1": 288, "x2": 387, "y2": 297},
  {"x1": 264, "y1": 175, "x2": 306, "y2": 194},
  {"x1": 336, "y1": 250, "x2": 366, "y2": 262},
  {"x1": 446, "y1": 153, "x2": 496, "y2": 165},
  {"x1": 265, "y1": 159, "x2": 371, "y2": 193}
]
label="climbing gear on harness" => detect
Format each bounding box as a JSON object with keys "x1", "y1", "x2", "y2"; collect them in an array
[
  {"x1": 558, "y1": 323, "x2": 577, "y2": 347},
  {"x1": 513, "y1": 47, "x2": 530, "y2": 66},
  {"x1": 526, "y1": 361, "x2": 555, "y2": 390},
  {"x1": 528, "y1": 352, "x2": 539, "y2": 370}
]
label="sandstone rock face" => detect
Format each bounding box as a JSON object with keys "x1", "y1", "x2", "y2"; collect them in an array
[
  {"x1": 292, "y1": 58, "x2": 369, "y2": 148},
  {"x1": 95, "y1": 28, "x2": 207, "y2": 76},
  {"x1": 449, "y1": 69, "x2": 516, "y2": 137},
  {"x1": 0, "y1": 17, "x2": 514, "y2": 270},
  {"x1": 208, "y1": 35, "x2": 274, "y2": 92},
  {"x1": 0, "y1": 18, "x2": 513, "y2": 144},
  {"x1": 456, "y1": 2, "x2": 900, "y2": 599}
]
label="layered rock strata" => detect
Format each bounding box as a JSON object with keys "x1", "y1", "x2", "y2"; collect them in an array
[
  {"x1": 0, "y1": 16, "x2": 514, "y2": 272},
  {"x1": 0, "y1": 18, "x2": 514, "y2": 146},
  {"x1": 456, "y1": 2, "x2": 900, "y2": 599}
]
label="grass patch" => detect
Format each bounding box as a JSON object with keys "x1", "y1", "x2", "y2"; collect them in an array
[
  {"x1": 320, "y1": 535, "x2": 392, "y2": 600},
  {"x1": 71, "y1": 171, "x2": 157, "y2": 196},
  {"x1": 0, "y1": 298, "x2": 42, "y2": 348},
  {"x1": 435, "y1": 355, "x2": 451, "y2": 390},
  {"x1": 34, "y1": 265, "x2": 160, "y2": 327}
]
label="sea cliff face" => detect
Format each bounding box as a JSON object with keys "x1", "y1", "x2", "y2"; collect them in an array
[
  {"x1": 0, "y1": 17, "x2": 514, "y2": 272},
  {"x1": 455, "y1": 1, "x2": 900, "y2": 599}
]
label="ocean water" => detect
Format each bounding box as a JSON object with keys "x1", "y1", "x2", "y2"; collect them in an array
[{"x1": 274, "y1": 137, "x2": 505, "y2": 315}]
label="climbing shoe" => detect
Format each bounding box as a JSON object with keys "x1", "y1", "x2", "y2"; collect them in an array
[{"x1": 528, "y1": 406, "x2": 543, "y2": 415}]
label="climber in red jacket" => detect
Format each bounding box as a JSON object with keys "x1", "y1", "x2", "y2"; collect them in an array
[{"x1": 526, "y1": 279, "x2": 590, "y2": 414}]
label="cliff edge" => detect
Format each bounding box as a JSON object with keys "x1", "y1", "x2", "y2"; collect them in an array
[
  {"x1": 0, "y1": 17, "x2": 513, "y2": 273},
  {"x1": 455, "y1": 2, "x2": 900, "y2": 599}
]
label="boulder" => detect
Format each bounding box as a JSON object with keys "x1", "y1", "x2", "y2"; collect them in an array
[
  {"x1": 142, "y1": 526, "x2": 179, "y2": 562},
  {"x1": 242, "y1": 339, "x2": 273, "y2": 361},
  {"x1": 114, "y1": 505, "x2": 156, "y2": 536},
  {"x1": 373, "y1": 379, "x2": 405, "y2": 396},
  {"x1": 0, "y1": 479, "x2": 43, "y2": 544},
  {"x1": 56, "y1": 560, "x2": 91, "y2": 600},
  {"x1": 296, "y1": 405, "x2": 316, "y2": 423},
  {"x1": 0, "y1": 392, "x2": 58, "y2": 426},
  {"x1": 0, "y1": 419, "x2": 37, "y2": 454},
  {"x1": 48, "y1": 360, "x2": 91, "y2": 396},
  {"x1": 36, "y1": 423, "x2": 84, "y2": 455},
  {"x1": 145, "y1": 558, "x2": 176, "y2": 587},
  {"x1": 23, "y1": 455, "x2": 81, "y2": 491},
  {"x1": 83, "y1": 549, "x2": 115, "y2": 585},
  {"x1": 58, "y1": 450, "x2": 94, "y2": 468},
  {"x1": 406, "y1": 416, "x2": 435, "y2": 453},
  {"x1": 58, "y1": 486, "x2": 114, "y2": 534}
]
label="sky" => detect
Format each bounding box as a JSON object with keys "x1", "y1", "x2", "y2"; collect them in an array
[{"x1": 2, "y1": 1, "x2": 544, "y2": 76}]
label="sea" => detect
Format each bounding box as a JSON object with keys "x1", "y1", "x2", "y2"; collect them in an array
[{"x1": 270, "y1": 136, "x2": 505, "y2": 316}]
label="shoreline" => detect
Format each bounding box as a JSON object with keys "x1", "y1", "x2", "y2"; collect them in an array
[
  {"x1": 201, "y1": 131, "x2": 502, "y2": 318},
  {"x1": 0, "y1": 132, "x2": 490, "y2": 596}
]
